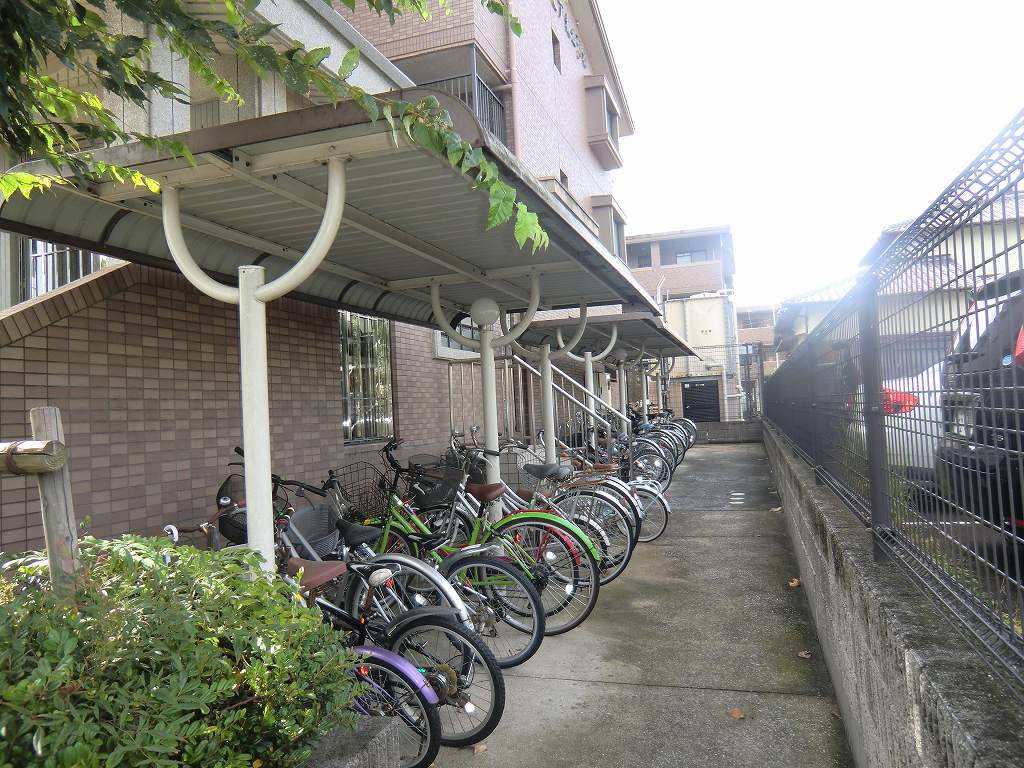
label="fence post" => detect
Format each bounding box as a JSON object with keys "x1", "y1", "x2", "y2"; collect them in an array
[
  {"x1": 858, "y1": 274, "x2": 892, "y2": 561},
  {"x1": 29, "y1": 406, "x2": 80, "y2": 589},
  {"x1": 757, "y1": 343, "x2": 766, "y2": 417}
]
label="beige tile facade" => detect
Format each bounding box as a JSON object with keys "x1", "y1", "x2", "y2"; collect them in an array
[{"x1": 0, "y1": 264, "x2": 346, "y2": 553}]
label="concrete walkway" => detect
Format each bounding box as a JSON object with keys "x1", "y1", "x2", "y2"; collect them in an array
[{"x1": 439, "y1": 443, "x2": 852, "y2": 768}]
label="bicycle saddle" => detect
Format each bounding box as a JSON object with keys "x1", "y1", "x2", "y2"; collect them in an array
[
  {"x1": 466, "y1": 482, "x2": 505, "y2": 503},
  {"x1": 404, "y1": 530, "x2": 451, "y2": 550},
  {"x1": 336, "y1": 517, "x2": 382, "y2": 547},
  {"x1": 523, "y1": 463, "x2": 572, "y2": 482},
  {"x1": 287, "y1": 558, "x2": 347, "y2": 591}
]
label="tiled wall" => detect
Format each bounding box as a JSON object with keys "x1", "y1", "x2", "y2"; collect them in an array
[{"x1": 0, "y1": 264, "x2": 346, "y2": 554}]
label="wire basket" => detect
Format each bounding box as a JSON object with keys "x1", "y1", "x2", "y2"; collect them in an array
[
  {"x1": 287, "y1": 502, "x2": 341, "y2": 559},
  {"x1": 330, "y1": 462, "x2": 390, "y2": 521},
  {"x1": 499, "y1": 444, "x2": 548, "y2": 489},
  {"x1": 407, "y1": 466, "x2": 462, "y2": 510}
]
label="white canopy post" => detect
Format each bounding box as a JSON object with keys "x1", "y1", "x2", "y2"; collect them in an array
[
  {"x1": 504, "y1": 304, "x2": 588, "y2": 463},
  {"x1": 162, "y1": 156, "x2": 347, "y2": 568},
  {"x1": 555, "y1": 321, "x2": 615, "y2": 454},
  {"x1": 617, "y1": 358, "x2": 630, "y2": 433},
  {"x1": 432, "y1": 275, "x2": 540, "y2": 515}
]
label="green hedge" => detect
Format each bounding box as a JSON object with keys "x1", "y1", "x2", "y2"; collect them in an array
[{"x1": 0, "y1": 536, "x2": 359, "y2": 767}]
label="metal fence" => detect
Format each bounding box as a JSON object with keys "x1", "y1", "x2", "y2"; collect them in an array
[
  {"x1": 672, "y1": 342, "x2": 766, "y2": 422},
  {"x1": 764, "y1": 108, "x2": 1024, "y2": 689}
]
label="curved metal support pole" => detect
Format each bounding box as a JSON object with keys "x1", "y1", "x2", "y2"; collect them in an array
[
  {"x1": 494, "y1": 274, "x2": 541, "y2": 348},
  {"x1": 548, "y1": 304, "x2": 588, "y2": 360},
  {"x1": 431, "y1": 284, "x2": 481, "y2": 350},
  {"x1": 591, "y1": 324, "x2": 618, "y2": 362},
  {"x1": 162, "y1": 187, "x2": 240, "y2": 305},
  {"x1": 161, "y1": 157, "x2": 348, "y2": 571},
  {"x1": 257, "y1": 158, "x2": 347, "y2": 301}
]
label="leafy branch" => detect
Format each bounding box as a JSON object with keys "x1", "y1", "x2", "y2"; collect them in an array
[{"x1": 0, "y1": 0, "x2": 547, "y2": 252}]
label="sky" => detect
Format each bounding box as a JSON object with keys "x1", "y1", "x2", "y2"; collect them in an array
[{"x1": 597, "y1": 0, "x2": 1024, "y2": 306}]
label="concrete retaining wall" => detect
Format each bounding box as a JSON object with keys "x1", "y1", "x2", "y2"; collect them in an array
[
  {"x1": 764, "y1": 423, "x2": 1024, "y2": 768},
  {"x1": 306, "y1": 718, "x2": 398, "y2": 768},
  {"x1": 695, "y1": 420, "x2": 763, "y2": 443}
]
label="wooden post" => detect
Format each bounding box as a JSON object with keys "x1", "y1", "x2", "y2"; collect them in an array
[{"x1": 29, "y1": 407, "x2": 79, "y2": 588}]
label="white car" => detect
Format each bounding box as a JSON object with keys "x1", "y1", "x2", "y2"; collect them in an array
[{"x1": 844, "y1": 360, "x2": 945, "y2": 481}]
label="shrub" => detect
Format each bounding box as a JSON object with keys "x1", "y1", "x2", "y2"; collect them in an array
[{"x1": 0, "y1": 536, "x2": 360, "y2": 767}]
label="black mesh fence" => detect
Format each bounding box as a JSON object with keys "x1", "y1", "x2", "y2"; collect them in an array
[{"x1": 765, "y1": 108, "x2": 1024, "y2": 690}]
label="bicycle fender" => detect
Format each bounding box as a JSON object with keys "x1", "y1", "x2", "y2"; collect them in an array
[
  {"x1": 435, "y1": 544, "x2": 505, "y2": 576},
  {"x1": 353, "y1": 645, "x2": 440, "y2": 705},
  {"x1": 380, "y1": 606, "x2": 465, "y2": 645},
  {"x1": 367, "y1": 552, "x2": 472, "y2": 625},
  {"x1": 493, "y1": 511, "x2": 601, "y2": 562}
]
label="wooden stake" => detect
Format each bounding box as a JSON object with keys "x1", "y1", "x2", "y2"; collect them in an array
[{"x1": 28, "y1": 407, "x2": 79, "y2": 590}]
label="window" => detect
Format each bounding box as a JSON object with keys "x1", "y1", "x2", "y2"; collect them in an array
[
  {"x1": 441, "y1": 318, "x2": 481, "y2": 353},
  {"x1": 606, "y1": 102, "x2": 619, "y2": 147},
  {"x1": 627, "y1": 243, "x2": 652, "y2": 269},
  {"x1": 16, "y1": 238, "x2": 113, "y2": 303},
  {"x1": 340, "y1": 312, "x2": 394, "y2": 442},
  {"x1": 551, "y1": 31, "x2": 561, "y2": 72},
  {"x1": 665, "y1": 250, "x2": 711, "y2": 266},
  {"x1": 610, "y1": 214, "x2": 626, "y2": 260}
]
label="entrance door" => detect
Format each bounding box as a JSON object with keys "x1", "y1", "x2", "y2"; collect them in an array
[{"x1": 681, "y1": 379, "x2": 721, "y2": 422}]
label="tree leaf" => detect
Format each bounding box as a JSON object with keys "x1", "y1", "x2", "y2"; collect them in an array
[
  {"x1": 339, "y1": 47, "x2": 360, "y2": 80},
  {"x1": 728, "y1": 707, "x2": 745, "y2": 720},
  {"x1": 788, "y1": 578, "x2": 800, "y2": 588}
]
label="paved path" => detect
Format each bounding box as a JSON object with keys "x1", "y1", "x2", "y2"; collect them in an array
[{"x1": 439, "y1": 443, "x2": 852, "y2": 768}]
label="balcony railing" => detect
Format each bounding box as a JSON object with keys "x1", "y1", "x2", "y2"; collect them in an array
[{"x1": 420, "y1": 75, "x2": 507, "y2": 145}]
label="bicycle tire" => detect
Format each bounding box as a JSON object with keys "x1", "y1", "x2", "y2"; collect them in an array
[
  {"x1": 442, "y1": 555, "x2": 546, "y2": 668},
  {"x1": 634, "y1": 486, "x2": 670, "y2": 542},
  {"x1": 492, "y1": 516, "x2": 601, "y2": 635},
  {"x1": 386, "y1": 615, "x2": 506, "y2": 747},
  {"x1": 351, "y1": 654, "x2": 441, "y2": 768}
]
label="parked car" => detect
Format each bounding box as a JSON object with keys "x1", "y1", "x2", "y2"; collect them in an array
[
  {"x1": 841, "y1": 339, "x2": 947, "y2": 483},
  {"x1": 934, "y1": 270, "x2": 1024, "y2": 528}
]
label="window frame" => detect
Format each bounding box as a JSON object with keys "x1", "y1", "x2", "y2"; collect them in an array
[{"x1": 339, "y1": 311, "x2": 395, "y2": 444}]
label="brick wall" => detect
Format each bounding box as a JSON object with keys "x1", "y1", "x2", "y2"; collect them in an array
[{"x1": 0, "y1": 264, "x2": 346, "y2": 554}]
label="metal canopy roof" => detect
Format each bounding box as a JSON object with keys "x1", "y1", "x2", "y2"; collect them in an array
[
  {"x1": 0, "y1": 88, "x2": 658, "y2": 326},
  {"x1": 519, "y1": 311, "x2": 697, "y2": 360}
]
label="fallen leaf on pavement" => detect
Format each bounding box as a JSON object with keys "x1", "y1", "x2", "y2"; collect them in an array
[
  {"x1": 788, "y1": 578, "x2": 801, "y2": 588},
  {"x1": 728, "y1": 707, "x2": 745, "y2": 720},
  {"x1": 770, "y1": 506, "x2": 783, "y2": 513},
  {"x1": 472, "y1": 744, "x2": 488, "y2": 755},
  {"x1": 797, "y1": 649, "x2": 812, "y2": 659}
]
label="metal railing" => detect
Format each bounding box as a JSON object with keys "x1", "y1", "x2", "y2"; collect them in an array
[
  {"x1": 420, "y1": 75, "x2": 507, "y2": 145},
  {"x1": 764, "y1": 108, "x2": 1024, "y2": 690}
]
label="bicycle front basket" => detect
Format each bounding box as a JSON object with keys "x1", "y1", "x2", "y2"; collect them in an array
[{"x1": 215, "y1": 474, "x2": 248, "y2": 545}]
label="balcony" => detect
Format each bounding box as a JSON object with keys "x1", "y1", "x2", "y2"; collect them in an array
[{"x1": 420, "y1": 74, "x2": 507, "y2": 145}]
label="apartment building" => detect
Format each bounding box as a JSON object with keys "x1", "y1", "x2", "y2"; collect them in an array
[
  {"x1": 624, "y1": 227, "x2": 746, "y2": 421},
  {"x1": 0, "y1": 0, "x2": 640, "y2": 552}
]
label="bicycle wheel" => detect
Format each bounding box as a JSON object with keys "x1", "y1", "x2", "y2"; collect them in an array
[
  {"x1": 387, "y1": 615, "x2": 506, "y2": 747},
  {"x1": 443, "y1": 555, "x2": 545, "y2": 668},
  {"x1": 351, "y1": 654, "x2": 441, "y2": 768},
  {"x1": 552, "y1": 489, "x2": 635, "y2": 585},
  {"x1": 493, "y1": 517, "x2": 600, "y2": 635},
  {"x1": 634, "y1": 486, "x2": 670, "y2": 542},
  {"x1": 634, "y1": 451, "x2": 672, "y2": 491}
]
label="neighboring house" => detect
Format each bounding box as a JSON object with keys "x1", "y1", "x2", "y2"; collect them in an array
[
  {"x1": 624, "y1": 226, "x2": 743, "y2": 421},
  {"x1": 0, "y1": 0, "x2": 641, "y2": 552},
  {"x1": 773, "y1": 276, "x2": 858, "y2": 354}
]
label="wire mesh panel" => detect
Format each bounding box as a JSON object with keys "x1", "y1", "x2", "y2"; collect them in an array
[{"x1": 765, "y1": 108, "x2": 1024, "y2": 687}]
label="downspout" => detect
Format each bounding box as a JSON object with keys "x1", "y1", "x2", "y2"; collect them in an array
[{"x1": 505, "y1": 0, "x2": 521, "y2": 154}]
